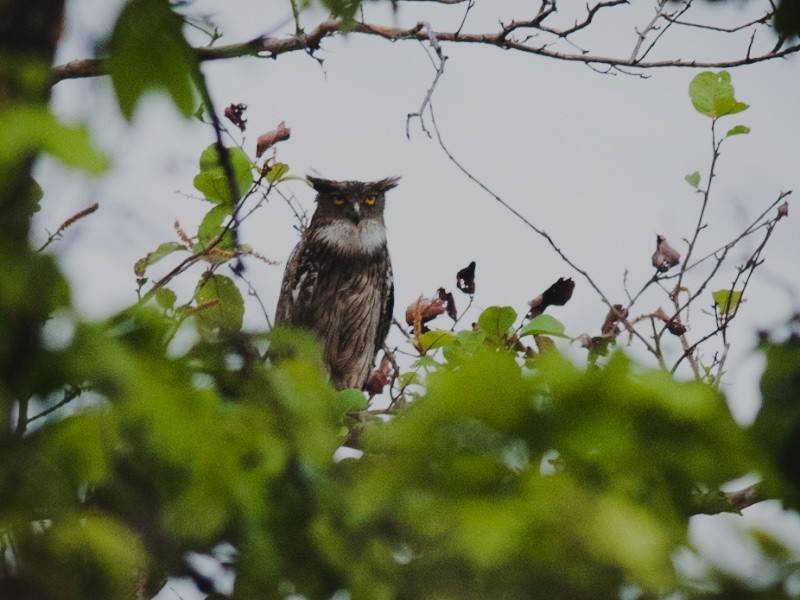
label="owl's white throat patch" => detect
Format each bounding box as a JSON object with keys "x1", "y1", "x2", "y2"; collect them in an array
[{"x1": 312, "y1": 220, "x2": 387, "y2": 256}]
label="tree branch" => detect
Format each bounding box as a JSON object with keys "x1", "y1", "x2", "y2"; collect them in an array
[{"x1": 51, "y1": 14, "x2": 800, "y2": 85}]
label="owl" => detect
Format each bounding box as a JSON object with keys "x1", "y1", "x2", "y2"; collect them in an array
[{"x1": 275, "y1": 175, "x2": 400, "y2": 390}]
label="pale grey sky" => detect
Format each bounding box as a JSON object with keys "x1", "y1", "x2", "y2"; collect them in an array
[{"x1": 34, "y1": 1, "x2": 800, "y2": 595}]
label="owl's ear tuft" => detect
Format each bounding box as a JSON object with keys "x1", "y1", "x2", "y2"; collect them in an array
[
  {"x1": 373, "y1": 176, "x2": 400, "y2": 193},
  {"x1": 307, "y1": 176, "x2": 346, "y2": 194}
]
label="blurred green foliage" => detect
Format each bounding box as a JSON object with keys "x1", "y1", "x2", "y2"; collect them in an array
[{"x1": 1, "y1": 0, "x2": 799, "y2": 599}]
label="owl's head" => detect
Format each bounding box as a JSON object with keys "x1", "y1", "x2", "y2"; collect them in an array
[{"x1": 306, "y1": 175, "x2": 400, "y2": 257}]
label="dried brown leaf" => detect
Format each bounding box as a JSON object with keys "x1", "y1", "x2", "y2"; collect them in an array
[
  {"x1": 666, "y1": 319, "x2": 687, "y2": 336},
  {"x1": 224, "y1": 103, "x2": 247, "y2": 131},
  {"x1": 256, "y1": 121, "x2": 291, "y2": 158},
  {"x1": 652, "y1": 234, "x2": 681, "y2": 272},
  {"x1": 652, "y1": 306, "x2": 687, "y2": 336},
  {"x1": 365, "y1": 353, "x2": 393, "y2": 398},
  {"x1": 652, "y1": 307, "x2": 670, "y2": 322},
  {"x1": 601, "y1": 304, "x2": 628, "y2": 337},
  {"x1": 405, "y1": 295, "x2": 446, "y2": 333}
]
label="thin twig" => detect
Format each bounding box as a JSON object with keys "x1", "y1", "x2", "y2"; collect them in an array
[
  {"x1": 231, "y1": 264, "x2": 273, "y2": 329},
  {"x1": 37, "y1": 203, "x2": 99, "y2": 252},
  {"x1": 406, "y1": 23, "x2": 447, "y2": 139},
  {"x1": 428, "y1": 102, "x2": 659, "y2": 356},
  {"x1": 26, "y1": 386, "x2": 86, "y2": 426}
]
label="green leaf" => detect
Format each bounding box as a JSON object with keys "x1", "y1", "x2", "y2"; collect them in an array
[
  {"x1": 684, "y1": 171, "x2": 701, "y2": 189},
  {"x1": 267, "y1": 162, "x2": 289, "y2": 183},
  {"x1": 688, "y1": 71, "x2": 749, "y2": 119},
  {"x1": 319, "y1": 0, "x2": 362, "y2": 28},
  {"x1": 412, "y1": 355, "x2": 439, "y2": 369},
  {"x1": 198, "y1": 205, "x2": 235, "y2": 253},
  {"x1": 193, "y1": 144, "x2": 253, "y2": 205},
  {"x1": 399, "y1": 371, "x2": 421, "y2": 388},
  {"x1": 194, "y1": 274, "x2": 244, "y2": 332},
  {"x1": 155, "y1": 287, "x2": 177, "y2": 310},
  {"x1": 336, "y1": 388, "x2": 368, "y2": 412},
  {"x1": 712, "y1": 289, "x2": 743, "y2": 315},
  {"x1": 751, "y1": 334, "x2": 800, "y2": 507},
  {"x1": 477, "y1": 306, "x2": 517, "y2": 339},
  {"x1": 726, "y1": 125, "x2": 751, "y2": 138},
  {"x1": 107, "y1": 0, "x2": 201, "y2": 119},
  {"x1": 419, "y1": 330, "x2": 457, "y2": 351},
  {"x1": 29, "y1": 178, "x2": 44, "y2": 213},
  {"x1": 133, "y1": 241, "x2": 187, "y2": 276},
  {"x1": 519, "y1": 314, "x2": 568, "y2": 338},
  {"x1": 0, "y1": 106, "x2": 107, "y2": 173}
]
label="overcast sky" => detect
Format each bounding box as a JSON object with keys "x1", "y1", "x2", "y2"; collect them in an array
[{"x1": 34, "y1": 0, "x2": 800, "y2": 595}]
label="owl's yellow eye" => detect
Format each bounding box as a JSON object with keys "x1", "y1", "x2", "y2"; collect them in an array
[
  {"x1": 364, "y1": 195, "x2": 377, "y2": 206},
  {"x1": 332, "y1": 196, "x2": 346, "y2": 206}
]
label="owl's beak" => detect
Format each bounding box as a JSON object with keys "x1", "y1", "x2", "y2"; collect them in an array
[{"x1": 349, "y1": 201, "x2": 362, "y2": 224}]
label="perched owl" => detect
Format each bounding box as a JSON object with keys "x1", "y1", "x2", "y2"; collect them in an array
[{"x1": 275, "y1": 175, "x2": 399, "y2": 390}]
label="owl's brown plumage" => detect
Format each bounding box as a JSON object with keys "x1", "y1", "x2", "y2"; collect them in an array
[{"x1": 275, "y1": 175, "x2": 399, "y2": 390}]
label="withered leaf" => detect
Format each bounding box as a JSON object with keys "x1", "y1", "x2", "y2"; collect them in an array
[
  {"x1": 652, "y1": 307, "x2": 670, "y2": 322},
  {"x1": 456, "y1": 261, "x2": 476, "y2": 295},
  {"x1": 527, "y1": 277, "x2": 575, "y2": 318},
  {"x1": 437, "y1": 287, "x2": 457, "y2": 321},
  {"x1": 666, "y1": 319, "x2": 687, "y2": 336},
  {"x1": 256, "y1": 121, "x2": 291, "y2": 158},
  {"x1": 224, "y1": 103, "x2": 247, "y2": 131},
  {"x1": 652, "y1": 234, "x2": 681, "y2": 272},
  {"x1": 600, "y1": 304, "x2": 628, "y2": 337},
  {"x1": 365, "y1": 353, "x2": 393, "y2": 398},
  {"x1": 405, "y1": 295, "x2": 446, "y2": 333},
  {"x1": 652, "y1": 306, "x2": 687, "y2": 336}
]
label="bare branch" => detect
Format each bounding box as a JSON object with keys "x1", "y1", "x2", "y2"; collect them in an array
[
  {"x1": 665, "y1": 11, "x2": 773, "y2": 33},
  {"x1": 406, "y1": 23, "x2": 447, "y2": 138},
  {"x1": 540, "y1": 0, "x2": 630, "y2": 38},
  {"x1": 724, "y1": 484, "x2": 761, "y2": 511},
  {"x1": 51, "y1": 11, "x2": 800, "y2": 85}
]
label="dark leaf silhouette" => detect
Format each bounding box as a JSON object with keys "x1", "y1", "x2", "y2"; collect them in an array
[
  {"x1": 456, "y1": 261, "x2": 476, "y2": 295},
  {"x1": 527, "y1": 277, "x2": 575, "y2": 318},
  {"x1": 438, "y1": 287, "x2": 457, "y2": 321}
]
